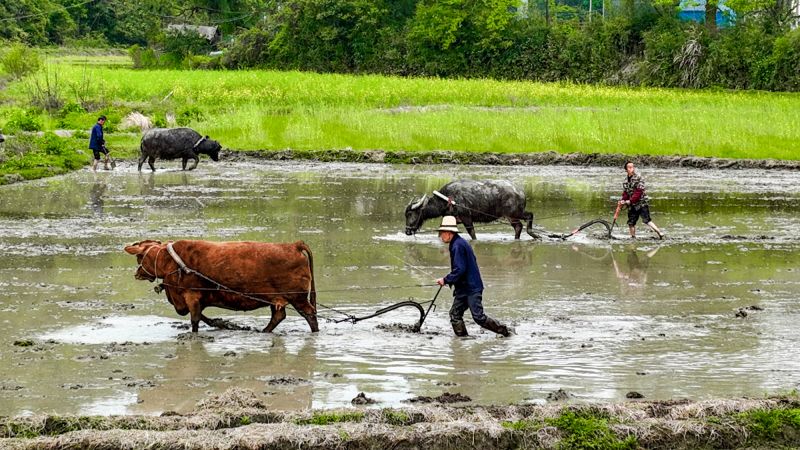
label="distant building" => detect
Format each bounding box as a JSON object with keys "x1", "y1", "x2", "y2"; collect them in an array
[
  {"x1": 678, "y1": 0, "x2": 734, "y2": 27},
  {"x1": 166, "y1": 24, "x2": 221, "y2": 43}
]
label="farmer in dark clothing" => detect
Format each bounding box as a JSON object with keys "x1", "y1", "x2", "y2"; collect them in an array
[
  {"x1": 435, "y1": 216, "x2": 512, "y2": 337},
  {"x1": 619, "y1": 161, "x2": 664, "y2": 239},
  {"x1": 89, "y1": 115, "x2": 110, "y2": 171}
]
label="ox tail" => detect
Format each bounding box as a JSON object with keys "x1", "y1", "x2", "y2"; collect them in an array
[{"x1": 297, "y1": 241, "x2": 316, "y2": 310}]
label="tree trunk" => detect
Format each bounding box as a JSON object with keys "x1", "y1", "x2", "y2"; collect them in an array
[
  {"x1": 624, "y1": 0, "x2": 635, "y2": 18},
  {"x1": 705, "y1": 0, "x2": 718, "y2": 31}
]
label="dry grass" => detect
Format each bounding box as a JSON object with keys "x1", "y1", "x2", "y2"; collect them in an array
[{"x1": 2, "y1": 388, "x2": 799, "y2": 449}]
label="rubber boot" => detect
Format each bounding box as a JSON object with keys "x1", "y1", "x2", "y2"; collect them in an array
[
  {"x1": 481, "y1": 317, "x2": 511, "y2": 337},
  {"x1": 451, "y1": 320, "x2": 469, "y2": 337}
]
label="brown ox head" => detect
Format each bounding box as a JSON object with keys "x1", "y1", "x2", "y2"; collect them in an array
[{"x1": 124, "y1": 240, "x2": 164, "y2": 282}]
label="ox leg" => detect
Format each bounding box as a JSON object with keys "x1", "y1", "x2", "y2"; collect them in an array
[
  {"x1": 181, "y1": 157, "x2": 188, "y2": 171},
  {"x1": 183, "y1": 292, "x2": 203, "y2": 332},
  {"x1": 294, "y1": 299, "x2": 319, "y2": 332},
  {"x1": 148, "y1": 156, "x2": 156, "y2": 172},
  {"x1": 264, "y1": 305, "x2": 286, "y2": 333},
  {"x1": 137, "y1": 154, "x2": 147, "y2": 172}
]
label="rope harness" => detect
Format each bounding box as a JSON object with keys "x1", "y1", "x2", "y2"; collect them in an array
[
  {"x1": 418, "y1": 190, "x2": 611, "y2": 239},
  {"x1": 137, "y1": 242, "x2": 442, "y2": 325},
  {"x1": 141, "y1": 242, "x2": 282, "y2": 307}
]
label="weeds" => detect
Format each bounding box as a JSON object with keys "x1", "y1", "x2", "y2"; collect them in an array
[
  {"x1": 294, "y1": 412, "x2": 365, "y2": 426},
  {"x1": 546, "y1": 410, "x2": 638, "y2": 450},
  {"x1": 739, "y1": 408, "x2": 800, "y2": 441}
]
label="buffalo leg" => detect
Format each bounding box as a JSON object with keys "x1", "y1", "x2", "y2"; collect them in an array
[
  {"x1": 264, "y1": 305, "x2": 286, "y2": 333},
  {"x1": 510, "y1": 218, "x2": 523, "y2": 239},
  {"x1": 187, "y1": 155, "x2": 199, "y2": 171},
  {"x1": 148, "y1": 156, "x2": 156, "y2": 172},
  {"x1": 460, "y1": 217, "x2": 477, "y2": 240},
  {"x1": 523, "y1": 211, "x2": 541, "y2": 240},
  {"x1": 137, "y1": 154, "x2": 147, "y2": 172},
  {"x1": 182, "y1": 157, "x2": 188, "y2": 171}
]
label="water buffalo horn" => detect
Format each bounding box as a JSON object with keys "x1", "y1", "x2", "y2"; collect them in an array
[{"x1": 410, "y1": 195, "x2": 426, "y2": 210}]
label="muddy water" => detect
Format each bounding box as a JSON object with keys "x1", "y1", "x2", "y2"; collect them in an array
[{"x1": 0, "y1": 161, "x2": 798, "y2": 416}]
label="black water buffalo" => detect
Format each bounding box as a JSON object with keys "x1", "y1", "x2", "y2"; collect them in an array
[
  {"x1": 405, "y1": 180, "x2": 539, "y2": 240},
  {"x1": 138, "y1": 127, "x2": 221, "y2": 172}
]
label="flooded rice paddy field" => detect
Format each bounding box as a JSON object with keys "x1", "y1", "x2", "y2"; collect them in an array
[{"x1": 0, "y1": 160, "x2": 798, "y2": 416}]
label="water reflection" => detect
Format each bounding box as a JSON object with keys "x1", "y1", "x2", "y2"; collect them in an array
[
  {"x1": 611, "y1": 246, "x2": 660, "y2": 298},
  {"x1": 88, "y1": 178, "x2": 107, "y2": 216}
]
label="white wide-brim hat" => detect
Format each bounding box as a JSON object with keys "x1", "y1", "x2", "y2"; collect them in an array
[{"x1": 436, "y1": 215, "x2": 460, "y2": 233}]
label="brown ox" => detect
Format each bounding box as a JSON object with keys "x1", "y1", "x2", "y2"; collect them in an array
[{"x1": 124, "y1": 239, "x2": 318, "y2": 333}]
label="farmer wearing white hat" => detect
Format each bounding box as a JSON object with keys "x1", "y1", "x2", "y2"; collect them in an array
[{"x1": 435, "y1": 216, "x2": 511, "y2": 337}]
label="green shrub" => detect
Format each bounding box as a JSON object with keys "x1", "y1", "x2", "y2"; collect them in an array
[
  {"x1": 0, "y1": 44, "x2": 41, "y2": 79},
  {"x1": 702, "y1": 24, "x2": 776, "y2": 90},
  {"x1": 177, "y1": 106, "x2": 205, "y2": 126},
  {"x1": 5, "y1": 109, "x2": 43, "y2": 132},
  {"x1": 772, "y1": 29, "x2": 800, "y2": 91}
]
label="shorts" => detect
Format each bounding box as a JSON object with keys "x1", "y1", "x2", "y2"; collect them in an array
[
  {"x1": 92, "y1": 147, "x2": 108, "y2": 160},
  {"x1": 627, "y1": 205, "x2": 652, "y2": 226}
]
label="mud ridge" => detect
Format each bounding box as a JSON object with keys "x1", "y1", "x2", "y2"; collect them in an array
[
  {"x1": 227, "y1": 149, "x2": 800, "y2": 170},
  {"x1": 2, "y1": 388, "x2": 799, "y2": 449}
]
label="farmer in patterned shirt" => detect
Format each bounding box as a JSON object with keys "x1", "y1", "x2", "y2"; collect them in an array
[{"x1": 619, "y1": 161, "x2": 664, "y2": 239}]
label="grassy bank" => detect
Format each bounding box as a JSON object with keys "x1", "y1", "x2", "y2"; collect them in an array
[
  {"x1": 2, "y1": 388, "x2": 799, "y2": 449},
  {"x1": 1, "y1": 55, "x2": 800, "y2": 163}
]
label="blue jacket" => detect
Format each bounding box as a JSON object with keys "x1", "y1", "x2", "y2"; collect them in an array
[
  {"x1": 444, "y1": 234, "x2": 484, "y2": 296},
  {"x1": 89, "y1": 123, "x2": 104, "y2": 150}
]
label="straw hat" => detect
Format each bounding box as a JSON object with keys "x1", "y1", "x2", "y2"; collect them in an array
[{"x1": 436, "y1": 215, "x2": 460, "y2": 233}]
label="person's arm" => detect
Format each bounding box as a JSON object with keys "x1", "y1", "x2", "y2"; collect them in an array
[
  {"x1": 629, "y1": 187, "x2": 643, "y2": 204},
  {"x1": 443, "y1": 244, "x2": 467, "y2": 286}
]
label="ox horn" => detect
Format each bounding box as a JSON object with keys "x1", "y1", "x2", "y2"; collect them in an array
[{"x1": 410, "y1": 194, "x2": 426, "y2": 210}]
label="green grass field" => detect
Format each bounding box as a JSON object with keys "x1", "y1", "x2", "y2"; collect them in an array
[{"x1": 2, "y1": 54, "x2": 800, "y2": 160}]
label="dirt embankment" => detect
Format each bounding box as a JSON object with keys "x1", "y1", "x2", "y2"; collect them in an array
[
  {"x1": 228, "y1": 149, "x2": 800, "y2": 170},
  {"x1": 2, "y1": 388, "x2": 799, "y2": 450}
]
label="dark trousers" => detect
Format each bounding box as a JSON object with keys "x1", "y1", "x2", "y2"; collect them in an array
[{"x1": 449, "y1": 291, "x2": 488, "y2": 326}]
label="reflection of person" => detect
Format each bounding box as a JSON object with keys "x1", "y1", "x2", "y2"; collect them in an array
[
  {"x1": 89, "y1": 115, "x2": 110, "y2": 172},
  {"x1": 89, "y1": 179, "x2": 107, "y2": 216},
  {"x1": 619, "y1": 161, "x2": 664, "y2": 239},
  {"x1": 612, "y1": 246, "x2": 660, "y2": 292},
  {"x1": 434, "y1": 216, "x2": 511, "y2": 337}
]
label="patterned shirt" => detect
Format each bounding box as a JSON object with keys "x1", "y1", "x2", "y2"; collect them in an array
[{"x1": 622, "y1": 172, "x2": 649, "y2": 208}]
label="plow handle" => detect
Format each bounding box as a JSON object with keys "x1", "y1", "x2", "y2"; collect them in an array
[{"x1": 611, "y1": 202, "x2": 623, "y2": 229}]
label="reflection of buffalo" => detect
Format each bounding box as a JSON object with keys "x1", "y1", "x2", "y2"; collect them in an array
[
  {"x1": 125, "y1": 240, "x2": 318, "y2": 333},
  {"x1": 405, "y1": 180, "x2": 538, "y2": 240},
  {"x1": 138, "y1": 127, "x2": 221, "y2": 172}
]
